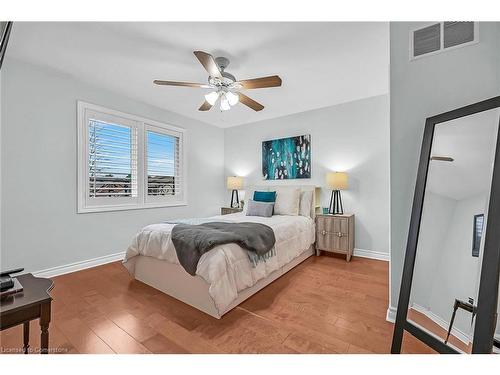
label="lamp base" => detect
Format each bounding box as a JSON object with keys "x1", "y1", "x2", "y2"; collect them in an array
[
  {"x1": 230, "y1": 189, "x2": 240, "y2": 208},
  {"x1": 329, "y1": 190, "x2": 344, "y2": 215}
]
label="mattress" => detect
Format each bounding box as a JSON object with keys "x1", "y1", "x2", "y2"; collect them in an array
[{"x1": 123, "y1": 212, "x2": 315, "y2": 313}]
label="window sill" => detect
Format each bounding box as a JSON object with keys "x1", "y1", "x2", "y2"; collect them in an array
[{"x1": 77, "y1": 201, "x2": 188, "y2": 214}]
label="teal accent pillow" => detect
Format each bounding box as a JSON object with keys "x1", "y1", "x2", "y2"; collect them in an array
[{"x1": 253, "y1": 191, "x2": 276, "y2": 203}]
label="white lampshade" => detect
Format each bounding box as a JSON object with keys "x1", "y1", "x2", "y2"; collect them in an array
[
  {"x1": 220, "y1": 94, "x2": 230, "y2": 111},
  {"x1": 226, "y1": 91, "x2": 239, "y2": 106},
  {"x1": 227, "y1": 176, "x2": 243, "y2": 190},
  {"x1": 326, "y1": 172, "x2": 348, "y2": 190},
  {"x1": 205, "y1": 91, "x2": 219, "y2": 105}
]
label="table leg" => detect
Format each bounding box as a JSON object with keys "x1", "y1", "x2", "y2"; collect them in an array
[
  {"x1": 40, "y1": 302, "x2": 51, "y2": 354},
  {"x1": 23, "y1": 321, "x2": 30, "y2": 354},
  {"x1": 445, "y1": 302, "x2": 459, "y2": 344}
]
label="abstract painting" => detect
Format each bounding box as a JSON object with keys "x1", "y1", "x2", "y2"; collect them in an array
[{"x1": 262, "y1": 134, "x2": 311, "y2": 180}]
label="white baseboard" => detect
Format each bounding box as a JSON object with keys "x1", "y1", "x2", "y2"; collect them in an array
[
  {"x1": 386, "y1": 305, "x2": 397, "y2": 323},
  {"x1": 31, "y1": 248, "x2": 390, "y2": 280},
  {"x1": 33, "y1": 251, "x2": 125, "y2": 278},
  {"x1": 411, "y1": 303, "x2": 470, "y2": 345},
  {"x1": 353, "y1": 248, "x2": 389, "y2": 262}
]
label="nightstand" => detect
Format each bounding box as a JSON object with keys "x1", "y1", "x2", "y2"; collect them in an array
[
  {"x1": 221, "y1": 207, "x2": 243, "y2": 215},
  {"x1": 315, "y1": 214, "x2": 355, "y2": 261}
]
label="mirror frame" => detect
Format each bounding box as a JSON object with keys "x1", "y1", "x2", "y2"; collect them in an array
[
  {"x1": 0, "y1": 21, "x2": 13, "y2": 71},
  {"x1": 391, "y1": 96, "x2": 500, "y2": 354}
]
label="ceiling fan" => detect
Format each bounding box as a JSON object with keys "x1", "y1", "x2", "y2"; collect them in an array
[{"x1": 153, "y1": 51, "x2": 282, "y2": 112}]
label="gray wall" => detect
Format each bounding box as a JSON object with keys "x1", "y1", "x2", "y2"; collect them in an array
[
  {"x1": 410, "y1": 191, "x2": 456, "y2": 308},
  {"x1": 389, "y1": 22, "x2": 500, "y2": 316},
  {"x1": 1, "y1": 58, "x2": 225, "y2": 273},
  {"x1": 412, "y1": 192, "x2": 485, "y2": 336},
  {"x1": 428, "y1": 194, "x2": 485, "y2": 335},
  {"x1": 224, "y1": 95, "x2": 391, "y2": 256}
]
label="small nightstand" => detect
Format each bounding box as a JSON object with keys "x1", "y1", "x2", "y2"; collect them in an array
[
  {"x1": 315, "y1": 214, "x2": 355, "y2": 261},
  {"x1": 221, "y1": 207, "x2": 243, "y2": 215}
]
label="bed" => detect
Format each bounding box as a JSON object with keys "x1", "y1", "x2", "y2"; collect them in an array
[{"x1": 122, "y1": 185, "x2": 318, "y2": 319}]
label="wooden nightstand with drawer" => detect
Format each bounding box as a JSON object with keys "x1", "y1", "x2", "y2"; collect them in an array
[
  {"x1": 221, "y1": 207, "x2": 243, "y2": 215},
  {"x1": 315, "y1": 214, "x2": 355, "y2": 261}
]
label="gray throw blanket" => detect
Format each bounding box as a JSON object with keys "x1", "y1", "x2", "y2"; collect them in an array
[{"x1": 171, "y1": 222, "x2": 276, "y2": 276}]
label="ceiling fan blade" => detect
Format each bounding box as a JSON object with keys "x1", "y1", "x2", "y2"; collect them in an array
[
  {"x1": 193, "y1": 51, "x2": 222, "y2": 78},
  {"x1": 153, "y1": 80, "x2": 210, "y2": 88},
  {"x1": 238, "y1": 93, "x2": 264, "y2": 112},
  {"x1": 431, "y1": 156, "x2": 454, "y2": 162},
  {"x1": 198, "y1": 100, "x2": 213, "y2": 111},
  {"x1": 238, "y1": 75, "x2": 282, "y2": 89}
]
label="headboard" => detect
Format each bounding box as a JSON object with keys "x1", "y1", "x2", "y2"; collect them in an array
[{"x1": 245, "y1": 184, "x2": 320, "y2": 219}]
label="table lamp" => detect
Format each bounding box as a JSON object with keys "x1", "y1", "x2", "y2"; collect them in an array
[
  {"x1": 227, "y1": 176, "x2": 243, "y2": 208},
  {"x1": 326, "y1": 172, "x2": 348, "y2": 215}
]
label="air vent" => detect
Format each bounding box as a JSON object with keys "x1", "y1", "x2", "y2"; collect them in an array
[
  {"x1": 443, "y1": 22, "x2": 475, "y2": 48},
  {"x1": 410, "y1": 22, "x2": 478, "y2": 60},
  {"x1": 413, "y1": 23, "x2": 441, "y2": 57}
]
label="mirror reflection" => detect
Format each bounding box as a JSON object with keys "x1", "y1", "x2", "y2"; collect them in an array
[{"x1": 406, "y1": 108, "x2": 500, "y2": 353}]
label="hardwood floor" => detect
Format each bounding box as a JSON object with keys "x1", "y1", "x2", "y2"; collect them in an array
[
  {"x1": 0, "y1": 254, "x2": 432, "y2": 354},
  {"x1": 407, "y1": 308, "x2": 471, "y2": 353}
]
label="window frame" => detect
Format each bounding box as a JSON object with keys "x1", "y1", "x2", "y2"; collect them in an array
[{"x1": 77, "y1": 101, "x2": 187, "y2": 213}]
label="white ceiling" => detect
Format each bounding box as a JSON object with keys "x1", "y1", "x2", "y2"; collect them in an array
[
  {"x1": 7, "y1": 22, "x2": 389, "y2": 128},
  {"x1": 427, "y1": 108, "x2": 500, "y2": 201}
]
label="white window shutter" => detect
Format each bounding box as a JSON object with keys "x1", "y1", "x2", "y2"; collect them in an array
[
  {"x1": 88, "y1": 120, "x2": 138, "y2": 199},
  {"x1": 78, "y1": 101, "x2": 187, "y2": 213}
]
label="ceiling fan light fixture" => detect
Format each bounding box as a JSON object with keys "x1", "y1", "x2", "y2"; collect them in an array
[
  {"x1": 226, "y1": 91, "x2": 239, "y2": 106},
  {"x1": 155, "y1": 51, "x2": 280, "y2": 112},
  {"x1": 205, "y1": 91, "x2": 219, "y2": 106},
  {"x1": 220, "y1": 94, "x2": 231, "y2": 111}
]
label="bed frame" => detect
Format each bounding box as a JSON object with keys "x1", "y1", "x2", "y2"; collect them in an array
[{"x1": 131, "y1": 184, "x2": 319, "y2": 319}]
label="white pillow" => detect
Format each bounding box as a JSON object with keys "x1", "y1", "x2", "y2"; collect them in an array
[
  {"x1": 274, "y1": 188, "x2": 301, "y2": 216},
  {"x1": 299, "y1": 190, "x2": 314, "y2": 217}
]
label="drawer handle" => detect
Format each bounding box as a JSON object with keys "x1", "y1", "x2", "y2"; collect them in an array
[{"x1": 319, "y1": 231, "x2": 346, "y2": 237}]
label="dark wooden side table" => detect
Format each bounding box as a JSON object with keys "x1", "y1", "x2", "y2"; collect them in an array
[
  {"x1": 0, "y1": 273, "x2": 54, "y2": 354},
  {"x1": 444, "y1": 298, "x2": 476, "y2": 345}
]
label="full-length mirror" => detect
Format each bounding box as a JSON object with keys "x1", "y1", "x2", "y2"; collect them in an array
[
  {"x1": 407, "y1": 108, "x2": 499, "y2": 353},
  {"x1": 392, "y1": 97, "x2": 500, "y2": 354}
]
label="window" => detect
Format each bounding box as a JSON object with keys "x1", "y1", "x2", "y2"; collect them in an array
[
  {"x1": 472, "y1": 214, "x2": 484, "y2": 258},
  {"x1": 78, "y1": 102, "x2": 186, "y2": 213},
  {"x1": 88, "y1": 120, "x2": 137, "y2": 200}
]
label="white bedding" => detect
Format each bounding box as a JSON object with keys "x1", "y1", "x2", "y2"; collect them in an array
[{"x1": 122, "y1": 212, "x2": 315, "y2": 313}]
